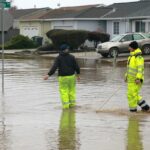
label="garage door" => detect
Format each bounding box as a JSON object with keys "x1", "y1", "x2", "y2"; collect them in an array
[{"x1": 21, "y1": 26, "x2": 39, "y2": 38}]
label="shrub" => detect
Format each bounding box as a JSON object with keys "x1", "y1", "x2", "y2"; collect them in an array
[
  {"x1": 88, "y1": 32, "x2": 110, "y2": 48},
  {"x1": 37, "y1": 43, "x2": 55, "y2": 51},
  {"x1": 46, "y1": 29, "x2": 89, "y2": 50},
  {"x1": 3, "y1": 35, "x2": 38, "y2": 49}
]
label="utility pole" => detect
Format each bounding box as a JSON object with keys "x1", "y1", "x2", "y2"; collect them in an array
[{"x1": 0, "y1": 0, "x2": 11, "y2": 95}]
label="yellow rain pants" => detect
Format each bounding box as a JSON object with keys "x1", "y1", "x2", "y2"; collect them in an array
[
  {"x1": 58, "y1": 75, "x2": 76, "y2": 109},
  {"x1": 127, "y1": 82, "x2": 142, "y2": 110}
]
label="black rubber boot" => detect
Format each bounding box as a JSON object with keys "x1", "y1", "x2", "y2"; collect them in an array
[
  {"x1": 130, "y1": 109, "x2": 137, "y2": 112},
  {"x1": 138, "y1": 100, "x2": 150, "y2": 112},
  {"x1": 141, "y1": 105, "x2": 150, "y2": 112}
]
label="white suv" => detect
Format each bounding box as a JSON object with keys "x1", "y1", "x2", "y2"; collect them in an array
[{"x1": 96, "y1": 33, "x2": 150, "y2": 57}]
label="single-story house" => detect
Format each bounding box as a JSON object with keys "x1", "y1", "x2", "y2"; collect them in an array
[
  {"x1": 0, "y1": 10, "x2": 19, "y2": 44},
  {"x1": 101, "y1": 1, "x2": 150, "y2": 38},
  {"x1": 18, "y1": 8, "x2": 53, "y2": 43},
  {"x1": 19, "y1": 4, "x2": 111, "y2": 43},
  {"x1": 9, "y1": 7, "x2": 51, "y2": 29},
  {"x1": 19, "y1": 1, "x2": 150, "y2": 44},
  {"x1": 0, "y1": 8, "x2": 48, "y2": 44}
]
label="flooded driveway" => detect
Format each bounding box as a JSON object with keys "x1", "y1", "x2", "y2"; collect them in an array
[{"x1": 0, "y1": 57, "x2": 150, "y2": 150}]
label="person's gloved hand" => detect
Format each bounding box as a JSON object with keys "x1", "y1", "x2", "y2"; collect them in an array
[
  {"x1": 43, "y1": 75, "x2": 49, "y2": 80},
  {"x1": 135, "y1": 79, "x2": 141, "y2": 84}
]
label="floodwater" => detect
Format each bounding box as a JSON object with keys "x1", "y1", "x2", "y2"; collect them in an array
[{"x1": 0, "y1": 56, "x2": 150, "y2": 150}]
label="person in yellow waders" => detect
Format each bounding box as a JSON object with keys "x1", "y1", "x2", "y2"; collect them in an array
[
  {"x1": 44, "y1": 44, "x2": 80, "y2": 109},
  {"x1": 125, "y1": 41, "x2": 149, "y2": 112}
]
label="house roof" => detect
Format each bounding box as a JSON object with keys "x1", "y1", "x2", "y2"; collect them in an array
[
  {"x1": 19, "y1": 4, "x2": 100, "y2": 21},
  {"x1": 19, "y1": 1, "x2": 150, "y2": 22},
  {"x1": 0, "y1": 10, "x2": 13, "y2": 31},
  {"x1": 9, "y1": 8, "x2": 50, "y2": 19},
  {"x1": 104, "y1": 1, "x2": 150, "y2": 18},
  {"x1": 76, "y1": 6, "x2": 113, "y2": 18},
  {"x1": 129, "y1": 4, "x2": 150, "y2": 18},
  {"x1": 60, "y1": 4, "x2": 99, "y2": 11},
  {"x1": 19, "y1": 8, "x2": 51, "y2": 20},
  {"x1": 40, "y1": 8, "x2": 87, "y2": 19}
]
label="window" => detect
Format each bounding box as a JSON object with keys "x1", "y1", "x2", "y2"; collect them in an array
[
  {"x1": 113, "y1": 22, "x2": 119, "y2": 35},
  {"x1": 148, "y1": 22, "x2": 150, "y2": 32},
  {"x1": 121, "y1": 34, "x2": 133, "y2": 42},
  {"x1": 133, "y1": 34, "x2": 145, "y2": 40},
  {"x1": 135, "y1": 21, "x2": 145, "y2": 32}
]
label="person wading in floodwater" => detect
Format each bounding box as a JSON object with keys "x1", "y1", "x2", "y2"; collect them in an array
[
  {"x1": 43, "y1": 44, "x2": 80, "y2": 109},
  {"x1": 125, "y1": 41, "x2": 150, "y2": 112}
]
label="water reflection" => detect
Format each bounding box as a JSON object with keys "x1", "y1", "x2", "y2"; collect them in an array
[
  {"x1": 126, "y1": 116, "x2": 143, "y2": 150},
  {"x1": 0, "y1": 98, "x2": 9, "y2": 150},
  {"x1": 58, "y1": 109, "x2": 78, "y2": 150}
]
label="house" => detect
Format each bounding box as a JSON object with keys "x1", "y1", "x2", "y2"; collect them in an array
[
  {"x1": 0, "y1": 8, "x2": 49, "y2": 44},
  {"x1": 18, "y1": 8, "x2": 52, "y2": 43},
  {"x1": 19, "y1": 1, "x2": 150, "y2": 45},
  {"x1": 19, "y1": 5, "x2": 112, "y2": 43},
  {"x1": 0, "y1": 10, "x2": 18, "y2": 44},
  {"x1": 102, "y1": 1, "x2": 150, "y2": 38},
  {"x1": 9, "y1": 7, "x2": 51, "y2": 29}
]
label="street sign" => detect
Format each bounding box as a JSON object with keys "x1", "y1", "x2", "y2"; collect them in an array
[
  {"x1": 3, "y1": 2, "x2": 11, "y2": 8},
  {"x1": 0, "y1": 0, "x2": 11, "y2": 8},
  {"x1": 0, "y1": 0, "x2": 6, "y2": 2}
]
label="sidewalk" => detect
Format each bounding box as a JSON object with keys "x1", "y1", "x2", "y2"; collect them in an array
[
  {"x1": 1, "y1": 50, "x2": 150, "y2": 62},
  {"x1": 41, "y1": 51, "x2": 101, "y2": 60}
]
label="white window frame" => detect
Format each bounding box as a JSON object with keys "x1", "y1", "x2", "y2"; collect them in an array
[
  {"x1": 113, "y1": 22, "x2": 120, "y2": 35},
  {"x1": 135, "y1": 21, "x2": 145, "y2": 32}
]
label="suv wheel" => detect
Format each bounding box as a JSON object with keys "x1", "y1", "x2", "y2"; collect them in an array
[
  {"x1": 101, "y1": 53, "x2": 109, "y2": 58},
  {"x1": 142, "y1": 45, "x2": 150, "y2": 55},
  {"x1": 109, "y1": 48, "x2": 119, "y2": 58}
]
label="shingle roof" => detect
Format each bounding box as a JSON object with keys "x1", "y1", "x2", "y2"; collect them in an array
[
  {"x1": 19, "y1": 8, "x2": 51, "y2": 20},
  {"x1": 40, "y1": 8, "x2": 87, "y2": 19},
  {"x1": 60, "y1": 4, "x2": 99, "y2": 11},
  {"x1": 0, "y1": 10, "x2": 13, "y2": 31},
  {"x1": 19, "y1": 1, "x2": 150, "y2": 21},
  {"x1": 19, "y1": 5, "x2": 100, "y2": 20},
  {"x1": 77, "y1": 7, "x2": 113, "y2": 18},
  {"x1": 129, "y1": 4, "x2": 150, "y2": 17},
  {"x1": 105, "y1": 1, "x2": 150, "y2": 18},
  {"x1": 9, "y1": 8, "x2": 50, "y2": 19}
]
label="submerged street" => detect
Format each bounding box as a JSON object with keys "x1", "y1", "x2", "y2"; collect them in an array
[{"x1": 0, "y1": 57, "x2": 150, "y2": 150}]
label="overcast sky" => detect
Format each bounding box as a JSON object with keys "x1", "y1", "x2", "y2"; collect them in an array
[{"x1": 12, "y1": 0, "x2": 139, "y2": 9}]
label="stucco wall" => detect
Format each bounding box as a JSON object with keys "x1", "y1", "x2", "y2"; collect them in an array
[
  {"x1": 76, "y1": 20, "x2": 100, "y2": 31},
  {"x1": 106, "y1": 20, "x2": 131, "y2": 39},
  {"x1": 51, "y1": 20, "x2": 76, "y2": 30},
  {"x1": 51, "y1": 20, "x2": 104, "y2": 32}
]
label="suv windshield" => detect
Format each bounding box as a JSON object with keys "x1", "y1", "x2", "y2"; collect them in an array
[{"x1": 111, "y1": 34, "x2": 125, "y2": 42}]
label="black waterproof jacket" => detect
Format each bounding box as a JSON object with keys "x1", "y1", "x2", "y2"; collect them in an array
[{"x1": 48, "y1": 52, "x2": 80, "y2": 76}]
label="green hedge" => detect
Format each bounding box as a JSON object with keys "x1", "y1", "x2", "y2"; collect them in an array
[
  {"x1": 46, "y1": 29, "x2": 89, "y2": 50},
  {"x1": 46, "y1": 29, "x2": 110, "y2": 50},
  {"x1": 0, "y1": 35, "x2": 38, "y2": 50},
  {"x1": 88, "y1": 31, "x2": 110, "y2": 48}
]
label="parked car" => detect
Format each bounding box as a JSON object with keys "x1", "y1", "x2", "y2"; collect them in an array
[{"x1": 96, "y1": 33, "x2": 150, "y2": 57}]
